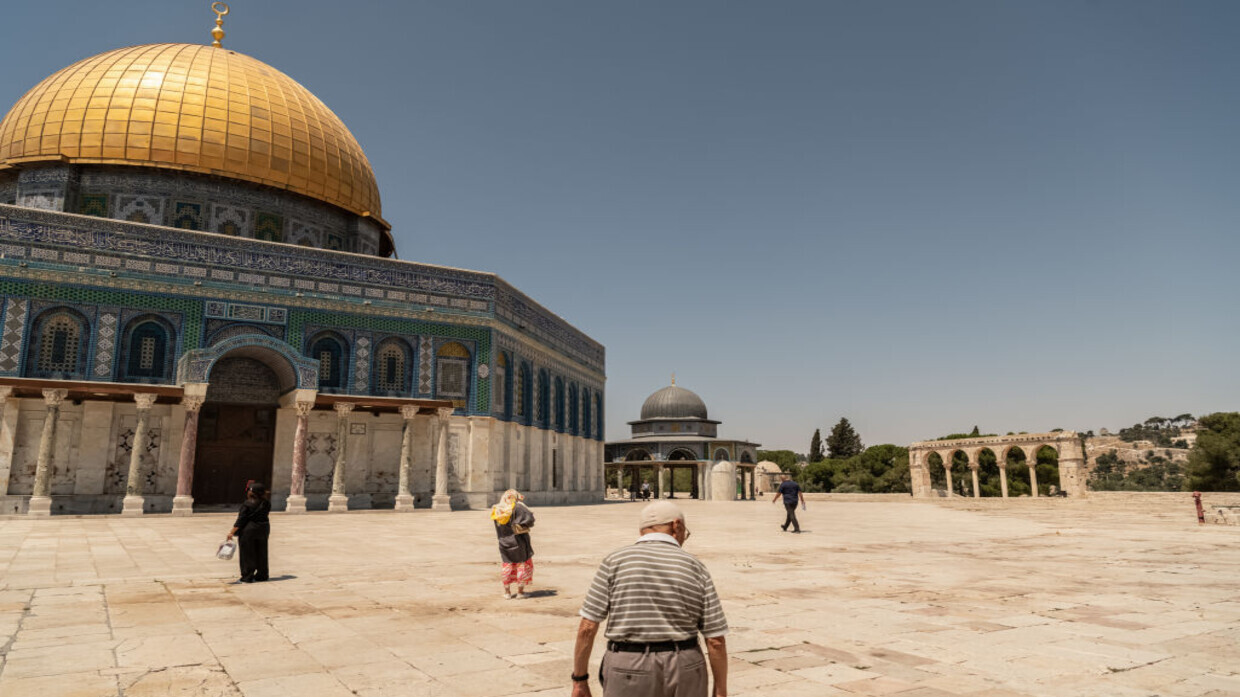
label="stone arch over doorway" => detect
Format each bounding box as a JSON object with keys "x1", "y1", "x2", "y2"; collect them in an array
[
  {"x1": 182, "y1": 338, "x2": 319, "y2": 507},
  {"x1": 178, "y1": 334, "x2": 319, "y2": 392},
  {"x1": 907, "y1": 432, "x2": 1085, "y2": 499}
]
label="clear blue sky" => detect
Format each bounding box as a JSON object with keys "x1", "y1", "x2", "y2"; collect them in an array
[{"x1": 4, "y1": 2, "x2": 1237, "y2": 451}]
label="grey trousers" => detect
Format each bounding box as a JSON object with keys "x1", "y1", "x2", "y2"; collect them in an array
[{"x1": 600, "y1": 646, "x2": 708, "y2": 697}]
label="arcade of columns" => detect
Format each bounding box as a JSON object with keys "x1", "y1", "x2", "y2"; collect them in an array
[
  {"x1": 11, "y1": 383, "x2": 460, "y2": 517},
  {"x1": 907, "y1": 431, "x2": 1089, "y2": 499},
  {"x1": 608, "y1": 462, "x2": 760, "y2": 501}
]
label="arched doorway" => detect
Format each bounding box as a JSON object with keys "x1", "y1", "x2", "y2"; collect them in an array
[{"x1": 193, "y1": 356, "x2": 282, "y2": 505}]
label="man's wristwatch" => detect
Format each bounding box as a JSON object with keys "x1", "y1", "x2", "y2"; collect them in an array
[{"x1": 571, "y1": 673, "x2": 589, "y2": 683}]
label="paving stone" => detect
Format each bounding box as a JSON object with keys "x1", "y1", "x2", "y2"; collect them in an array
[{"x1": 0, "y1": 500, "x2": 1236, "y2": 696}]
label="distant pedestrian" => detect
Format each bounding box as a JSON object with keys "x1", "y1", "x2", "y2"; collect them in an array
[
  {"x1": 491, "y1": 489, "x2": 535, "y2": 599},
  {"x1": 641, "y1": 480, "x2": 651, "y2": 500},
  {"x1": 227, "y1": 481, "x2": 270, "y2": 583},
  {"x1": 571, "y1": 500, "x2": 728, "y2": 697},
  {"x1": 771, "y1": 473, "x2": 805, "y2": 533}
]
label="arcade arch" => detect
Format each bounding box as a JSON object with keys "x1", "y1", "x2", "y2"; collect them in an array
[{"x1": 908, "y1": 432, "x2": 1084, "y2": 499}]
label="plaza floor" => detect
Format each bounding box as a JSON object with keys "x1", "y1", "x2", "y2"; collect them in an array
[{"x1": 0, "y1": 497, "x2": 1237, "y2": 697}]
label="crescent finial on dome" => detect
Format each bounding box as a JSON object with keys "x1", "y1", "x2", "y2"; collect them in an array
[{"x1": 211, "y1": 2, "x2": 230, "y2": 48}]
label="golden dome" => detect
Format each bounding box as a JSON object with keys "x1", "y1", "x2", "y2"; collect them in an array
[{"x1": 0, "y1": 43, "x2": 385, "y2": 226}]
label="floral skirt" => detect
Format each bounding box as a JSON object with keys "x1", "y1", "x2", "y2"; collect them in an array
[{"x1": 501, "y1": 559, "x2": 533, "y2": 586}]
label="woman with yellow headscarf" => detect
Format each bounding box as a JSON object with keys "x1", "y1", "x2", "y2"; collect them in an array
[{"x1": 491, "y1": 489, "x2": 536, "y2": 599}]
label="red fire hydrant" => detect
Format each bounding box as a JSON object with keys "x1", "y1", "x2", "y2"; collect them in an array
[{"x1": 1193, "y1": 491, "x2": 1204, "y2": 524}]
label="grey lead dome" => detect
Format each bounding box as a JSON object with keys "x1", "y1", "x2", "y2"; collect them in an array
[{"x1": 640, "y1": 384, "x2": 709, "y2": 421}]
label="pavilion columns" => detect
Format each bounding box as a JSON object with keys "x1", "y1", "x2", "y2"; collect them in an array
[
  {"x1": 432, "y1": 407, "x2": 453, "y2": 511},
  {"x1": 328, "y1": 402, "x2": 355, "y2": 512},
  {"x1": 121, "y1": 393, "x2": 160, "y2": 516},
  {"x1": 27, "y1": 388, "x2": 68, "y2": 517},
  {"x1": 942, "y1": 459, "x2": 954, "y2": 498},
  {"x1": 1028, "y1": 459, "x2": 1039, "y2": 498},
  {"x1": 748, "y1": 467, "x2": 756, "y2": 500},
  {"x1": 998, "y1": 463, "x2": 1009, "y2": 498},
  {"x1": 654, "y1": 464, "x2": 664, "y2": 499},
  {"x1": 285, "y1": 398, "x2": 316, "y2": 514},
  {"x1": 171, "y1": 388, "x2": 207, "y2": 516},
  {"x1": 394, "y1": 405, "x2": 419, "y2": 511},
  {"x1": 968, "y1": 454, "x2": 981, "y2": 499}
]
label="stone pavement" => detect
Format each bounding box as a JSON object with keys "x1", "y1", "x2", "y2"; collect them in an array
[{"x1": 0, "y1": 498, "x2": 1237, "y2": 697}]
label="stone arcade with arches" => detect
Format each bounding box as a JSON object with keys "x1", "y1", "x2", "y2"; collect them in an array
[
  {"x1": 908, "y1": 431, "x2": 1088, "y2": 499},
  {"x1": 604, "y1": 381, "x2": 760, "y2": 501},
  {"x1": 0, "y1": 27, "x2": 604, "y2": 515}
]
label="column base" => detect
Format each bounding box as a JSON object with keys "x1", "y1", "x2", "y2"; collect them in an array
[
  {"x1": 394, "y1": 494, "x2": 415, "y2": 511},
  {"x1": 171, "y1": 495, "x2": 194, "y2": 516},
  {"x1": 121, "y1": 495, "x2": 146, "y2": 516},
  {"x1": 27, "y1": 495, "x2": 52, "y2": 517},
  {"x1": 431, "y1": 494, "x2": 451, "y2": 511},
  {"x1": 327, "y1": 494, "x2": 349, "y2": 512},
  {"x1": 284, "y1": 494, "x2": 307, "y2": 514}
]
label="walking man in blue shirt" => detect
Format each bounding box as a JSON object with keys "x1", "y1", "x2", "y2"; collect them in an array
[{"x1": 772, "y1": 473, "x2": 804, "y2": 533}]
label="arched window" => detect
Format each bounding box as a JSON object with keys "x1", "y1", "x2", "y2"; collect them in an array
[
  {"x1": 435, "y1": 341, "x2": 470, "y2": 405},
  {"x1": 26, "y1": 309, "x2": 89, "y2": 379},
  {"x1": 595, "y1": 393, "x2": 603, "y2": 440},
  {"x1": 493, "y1": 352, "x2": 508, "y2": 416},
  {"x1": 568, "y1": 383, "x2": 579, "y2": 435},
  {"x1": 537, "y1": 369, "x2": 550, "y2": 428},
  {"x1": 372, "y1": 338, "x2": 412, "y2": 396},
  {"x1": 307, "y1": 332, "x2": 347, "y2": 392},
  {"x1": 554, "y1": 377, "x2": 565, "y2": 432},
  {"x1": 516, "y1": 363, "x2": 529, "y2": 420},
  {"x1": 120, "y1": 316, "x2": 175, "y2": 382},
  {"x1": 582, "y1": 388, "x2": 592, "y2": 438}
]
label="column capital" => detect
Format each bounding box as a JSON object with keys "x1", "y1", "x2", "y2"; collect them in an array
[
  {"x1": 436, "y1": 407, "x2": 454, "y2": 421},
  {"x1": 399, "y1": 405, "x2": 419, "y2": 420},
  {"x1": 181, "y1": 395, "x2": 206, "y2": 413},
  {"x1": 294, "y1": 400, "x2": 315, "y2": 417},
  {"x1": 134, "y1": 392, "x2": 158, "y2": 411},
  {"x1": 42, "y1": 388, "x2": 67, "y2": 407},
  {"x1": 968, "y1": 462, "x2": 980, "y2": 471},
  {"x1": 333, "y1": 402, "x2": 356, "y2": 416}
]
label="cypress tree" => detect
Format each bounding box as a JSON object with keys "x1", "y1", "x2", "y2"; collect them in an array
[
  {"x1": 826, "y1": 418, "x2": 864, "y2": 459},
  {"x1": 809, "y1": 429, "x2": 824, "y2": 463}
]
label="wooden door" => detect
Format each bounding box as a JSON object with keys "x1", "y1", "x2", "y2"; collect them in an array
[{"x1": 193, "y1": 403, "x2": 276, "y2": 505}]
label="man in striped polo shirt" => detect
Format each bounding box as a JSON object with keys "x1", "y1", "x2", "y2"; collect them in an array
[{"x1": 571, "y1": 501, "x2": 728, "y2": 697}]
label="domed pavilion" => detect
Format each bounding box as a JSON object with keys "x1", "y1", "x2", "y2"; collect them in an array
[
  {"x1": 604, "y1": 379, "x2": 760, "y2": 501},
  {"x1": 0, "y1": 8, "x2": 604, "y2": 516}
]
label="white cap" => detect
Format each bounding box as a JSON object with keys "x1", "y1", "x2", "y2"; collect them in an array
[{"x1": 639, "y1": 500, "x2": 685, "y2": 529}]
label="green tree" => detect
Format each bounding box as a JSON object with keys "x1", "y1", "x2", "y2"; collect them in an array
[
  {"x1": 809, "y1": 429, "x2": 824, "y2": 463},
  {"x1": 826, "y1": 417, "x2": 864, "y2": 459},
  {"x1": 1186, "y1": 412, "x2": 1240, "y2": 491},
  {"x1": 969, "y1": 425, "x2": 980, "y2": 437},
  {"x1": 757, "y1": 450, "x2": 800, "y2": 474}
]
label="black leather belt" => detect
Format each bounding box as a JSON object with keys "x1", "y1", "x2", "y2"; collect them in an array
[{"x1": 607, "y1": 638, "x2": 698, "y2": 653}]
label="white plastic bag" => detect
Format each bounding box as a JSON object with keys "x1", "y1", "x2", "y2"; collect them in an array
[{"x1": 216, "y1": 540, "x2": 237, "y2": 560}]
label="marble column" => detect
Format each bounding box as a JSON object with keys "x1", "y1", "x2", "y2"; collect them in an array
[
  {"x1": 394, "y1": 405, "x2": 418, "y2": 511},
  {"x1": 943, "y1": 460, "x2": 953, "y2": 497},
  {"x1": 749, "y1": 467, "x2": 756, "y2": 500},
  {"x1": 121, "y1": 393, "x2": 159, "y2": 516},
  {"x1": 1028, "y1": 460, "x2": 1040, "y2": 498},
  {"x1": 171, "y1": 395, "x2": 206, "y2": 516},
  {"x1": 285, "y1": 399, "x2": 315, "y2": 513},
  {"x1": 654, "y1": 464, "x2": 663, "y2": 499},
  {"x1": 328, "y1": 402, "x2": 355, "y2": 512},
  {"x1": 431, "y1": 407, "x2": 453, "y2": 511},
  {"x1": 28, "y1": 388, "x2": 67, "y2": 517},
  {"x1": 998, "y1": 464, "x2": 1009, "y2": 498},
  {"x1": 0, "y1": 386, "x2": 15, "y2": 496},
  {"x1": 969, "y1": 463, "x2": 981, "y2": 499}
]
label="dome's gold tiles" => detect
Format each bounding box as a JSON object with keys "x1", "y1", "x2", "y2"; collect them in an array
[{"x1": 0, "y1": 43, "x2": 381, "y2": 221}]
